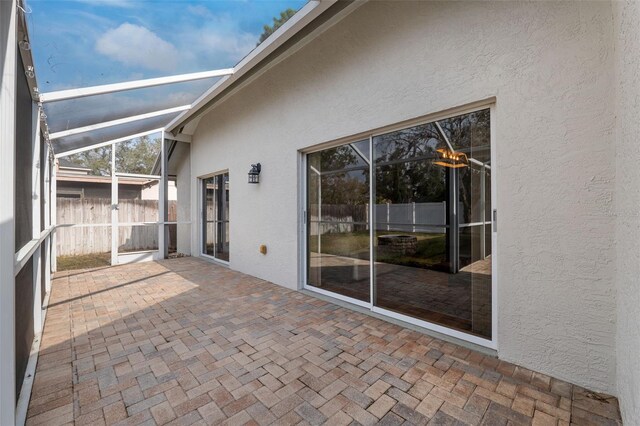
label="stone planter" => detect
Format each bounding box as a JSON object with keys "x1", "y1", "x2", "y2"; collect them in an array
[{"x1": 377, "y1": 234, "x2": 417, "y2": 256}]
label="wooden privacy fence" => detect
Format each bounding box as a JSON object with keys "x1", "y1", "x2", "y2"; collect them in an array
[{"x1": 56, "y1": 198, "x2": 177, "y2": 256}]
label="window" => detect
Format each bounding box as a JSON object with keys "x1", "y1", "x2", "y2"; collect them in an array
[{"x1": 57, "y1": 189, "x2": 83, "y2": 199}]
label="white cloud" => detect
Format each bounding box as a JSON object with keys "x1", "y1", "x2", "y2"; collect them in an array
[
  {"x1": 73, "y1": 0, "x2": 135, "y2": 8},
  {"x1": 186, "y1": 5, "x2": 213, "y2": 19},
  {"x1": 176, "y1": 14, "x2": 259, "y2": 70},
  {"x1": 95, "y1": 23, "x2": 179, "y2": 71},
  {"x1": 198, "y1": 29, "x2": 256, "y2": 60}
]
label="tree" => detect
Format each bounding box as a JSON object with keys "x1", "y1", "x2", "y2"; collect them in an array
[
  {"x1": 65, "y1": 135, "x2": 160, "y2": 176},
  {"x1": 258, "y1": 8, "x2": 297, "y2": 45},
  {"x1": 115, "y1": 135, "x2": 161, "y2": 175},
  {"x1": 65, "y1": 146, "x2": 111, "y2": 176}
]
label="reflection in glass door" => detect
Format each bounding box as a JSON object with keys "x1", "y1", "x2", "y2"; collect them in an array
[
  {"x1": 373, "y1": 110, "x2": 492, "y2": 339},
  {"x1": 305, "y1": 109, "x2": 493, "y2": 341},
  {"x1": 307, "y1": 140, "x2": 371, "y2": 302},
  {"x1": 202, "y1": 173, "x2": 229, "y2": 262}
]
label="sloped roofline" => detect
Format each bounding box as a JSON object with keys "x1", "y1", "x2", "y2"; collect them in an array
[{"x1": 166, "y1": 0, "x2": 363, "y2": 136}]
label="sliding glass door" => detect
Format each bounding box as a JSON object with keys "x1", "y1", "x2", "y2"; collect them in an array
[
  {"x1": 307, "y1": 141, "x2": 370, "y2": 303},
  {"x1": 306, "y1": 108, "x2": 493, "y2": 341},
  {"x1": 373, "y1": 110, "x2": 492, "y2": 339},
  {"x1": 202, "y1": 172, "x2": 229, "y2": 262}
]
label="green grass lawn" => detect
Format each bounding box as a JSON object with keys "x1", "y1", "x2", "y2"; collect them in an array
[
  {"x1": 309, "y1": 230, "x2": 447, "y2": 269},
  {"x1": 57, "y1": 252, "x2": 111, "y2": 271},
  {"x1": 57, "y1": 248, "x2": 181, "y2": 271}
]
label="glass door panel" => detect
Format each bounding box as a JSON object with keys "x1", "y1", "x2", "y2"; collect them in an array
[
  {"x1": 307, "y1": 141, "x2": 371, "y2": 302},
  {"x1": 202, "y1": 173, "x2": 229, "y2": 261},
  {"x1": 373, "y1": 109, "x2": 492, "y2": 339},
  {"x1": 203, "y1": 176, "x2": 215, "y2": 257}
]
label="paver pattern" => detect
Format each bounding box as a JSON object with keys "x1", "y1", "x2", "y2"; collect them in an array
[
  {"x1": 26, "y1": 258, "x2": 622, "y2": 425},
  {"x1": 308, "y1": 253, "x2": 491, "y2": 336}
]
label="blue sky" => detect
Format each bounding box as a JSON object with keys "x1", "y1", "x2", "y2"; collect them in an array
[{"x1": 28, "y1": 0, "x2": 307, "y2": 91}]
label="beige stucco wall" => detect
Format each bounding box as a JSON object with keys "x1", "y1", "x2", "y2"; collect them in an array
[
  {"x1": 613, "y1": 0, "x2": 640, "y2": 424},
  {"x1": 173, "y1": 142, "x2": 191, "y2": 256},
  {"x1": 188, "y1": 1, "x2": 617, "y2": 393},
  {"x1": 140, "y1": 180, "x2": 177, "y2": 201}
]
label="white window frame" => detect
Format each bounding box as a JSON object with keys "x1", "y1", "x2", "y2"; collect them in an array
[{"x1": 299, "y1": 99, "x2": 498, "y2": 350}]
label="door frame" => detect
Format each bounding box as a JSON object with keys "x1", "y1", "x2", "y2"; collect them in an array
[
  {"x1": 111, "y1": 170, "x2": 163, "y2": 265},
  {"x1": 299, "y1": 100, "x2": 497, "y2": 349},
  {"x1": 198, "y1": 170, "x2": 230, "y2": 265}
]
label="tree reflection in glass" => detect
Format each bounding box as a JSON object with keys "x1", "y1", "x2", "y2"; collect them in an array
[
  {"x1": 373, "y1": 109, "x2": 492, "y2": 339},
  {"x1": 307, "y1": 140, "x2": 371, "y2": 302},
  {"x1": 305, "y1": 109, "x2": 492, "y2": 339}
]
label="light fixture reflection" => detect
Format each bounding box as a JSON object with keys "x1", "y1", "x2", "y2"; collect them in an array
[{"x1": 434, "y1": 148, "x2": 469, "y2": 169}]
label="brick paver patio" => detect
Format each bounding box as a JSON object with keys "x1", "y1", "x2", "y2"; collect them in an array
[{"x1": 26, "y1": 258, "x2": 622, "y2": 425}]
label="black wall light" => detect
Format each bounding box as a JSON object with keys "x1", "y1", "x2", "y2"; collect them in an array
[{"x1": 248, "y1": 163, "x2": 261, "y2": 184}]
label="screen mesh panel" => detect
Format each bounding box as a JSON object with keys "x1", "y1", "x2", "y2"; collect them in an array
[
  {"x1": 43, "y1": 78, "x2": 217, "y2": 134},
  {"x1": 117, "y1": 179, "x2": 159, "y2": 254},
  {"x1": 41, "y1": 244, "x2": 48, "y2": 304},
  {"x1": 40, "y1": 138, "x2": 46, "y2": 232},
  {"x1": 15, "y1": 257, "x2": 34, "y2": 400},
  {"x1": 53, "y1": 112, "x2": 180, "y2": 154},
  {"x1": 16, "y1": 59, "x2": 34, "y2": 250}
]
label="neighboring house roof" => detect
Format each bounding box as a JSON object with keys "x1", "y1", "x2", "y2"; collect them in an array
[
  {"x1": 56, "y1": 158, "x2": 146, "y2": 184},
  {"x1": 57, "y1": 158, "x2": 91, "y2": 172},
  {"x1": 56, "y1": 174, "x2": 154, "y2": 186}
]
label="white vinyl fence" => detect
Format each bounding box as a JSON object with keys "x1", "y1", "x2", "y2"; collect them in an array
[
  {"x1": 310, "y1": 202, "x2": 448, "y2": 234},
  {"x1": 375, "y1": 202, "x2": 447, "y2": 233}
]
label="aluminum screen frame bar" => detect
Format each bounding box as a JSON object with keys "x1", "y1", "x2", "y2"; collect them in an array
[
  {"x1": 54, "y1": 128, "x2": 165, "y2": 158},
  {"x1": 39, "y1": 68, "x2": 234, "y2": 103},
  {"x1": 49, "y1": 105, "x2": 189, "y2": 140}
]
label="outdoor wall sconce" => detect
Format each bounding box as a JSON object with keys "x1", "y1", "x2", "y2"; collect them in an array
[
  {"x1": 434, "y1": 148, "x2": 469, "y2": 169},
  {"x1": 248, "y1": 163, "x2": 261, "y2": 184}
]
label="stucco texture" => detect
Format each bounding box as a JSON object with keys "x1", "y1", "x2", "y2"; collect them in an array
[
  {"x1": 172, "y1": 141, "x2": 192, "y2": 256},
  {"x1": 189, "y1": 2, "x2": 618, "y2": 395},
  {"x1": 613, "y1": 0, "x2": 640, "y2": 424}
]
